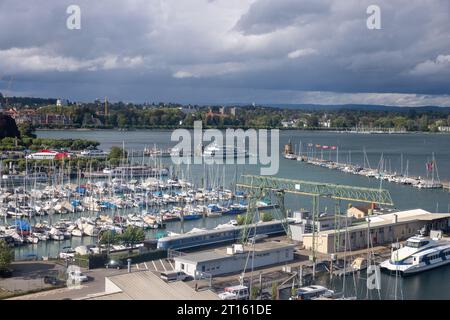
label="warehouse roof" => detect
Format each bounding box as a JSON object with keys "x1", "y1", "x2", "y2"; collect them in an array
[{"x1": 86, "y1": 271, "x2": 219, "y2": 300}]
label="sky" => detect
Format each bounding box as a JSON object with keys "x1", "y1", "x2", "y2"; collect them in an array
[{"x1": 1, "y1": 0, "x2": 450, "y2": 106}]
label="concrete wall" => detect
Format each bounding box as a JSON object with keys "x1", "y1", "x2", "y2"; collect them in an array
[{"x1": 302, "y1": 218, "x2": 450, "y2": 254}]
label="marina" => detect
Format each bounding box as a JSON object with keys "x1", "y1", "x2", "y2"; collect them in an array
[
  {"x1": 283, "y1": 140, "x2": 446, "y2": 191},
  {"x1": 1, "y1": 130, "x2": 450, "y2": 301}
]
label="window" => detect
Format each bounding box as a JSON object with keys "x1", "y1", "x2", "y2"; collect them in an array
[
  {"x1": 181, "y1": 263, "x2": 185, "y2": 270},
  {"x1": 202, "y1": 265, "x2": 205, "y2": 272}
]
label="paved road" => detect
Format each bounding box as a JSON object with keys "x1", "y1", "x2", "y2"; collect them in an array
[
  {"x1": 8, "y1": 268, "x2": 127, "y2": 300},
  {"x1": 0, "y1": 261, "x2": 65, "y2": 293},
  {"x1": 7, "y1": 258, "x2": 175, "y2": 300}
]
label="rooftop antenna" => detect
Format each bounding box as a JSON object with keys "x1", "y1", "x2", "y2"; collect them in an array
[{"x1": 3, "y1": 76, "x2": 14, "y2": 108}]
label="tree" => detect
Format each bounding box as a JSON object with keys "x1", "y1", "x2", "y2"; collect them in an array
[
  {"x1": 117, "y1": 113, "x2": 128, "y2": 128},
  {"x1": 18, "y1": 122, "x2": 37, "y2": 138},
  {"x1": 120, "y1": 226, "x2": 145, "y2": 248},
  {"x1": 251, "y1": 286, "x2": 260, "y2": 299},
  {"x1": 271, "y1": 281, "x2": 278, "y2": 300},
  {"x1": 99, "y1": 230, "x2": 120, "y2": 246},
  {"x1": 307, "y1": 115, "x2": 319, "y2": 128},
  {"x1": 418, "y1": 115, "x2": 429, "y2": 131},
  {"x1": 0, "y1": 240, "x2": 14, "y2": 269},
  {"x1": 0, "y1": 114, "x2": 20, "y2": 139},
  {"x1": 99, "y1": 230, "x2": 120, "y2": 254},
  {"x1": 108, "y1": 146, "x2": 127, "y2": 160}
]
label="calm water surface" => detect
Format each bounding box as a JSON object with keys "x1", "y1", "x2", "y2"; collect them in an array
[{"x1": 22, "y1": 130, "x2": 450, "y2": 299}]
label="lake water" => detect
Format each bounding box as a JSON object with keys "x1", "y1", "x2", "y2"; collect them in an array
[{"x1": 19, "y1": 129, "x2": 450, "y2": 299}]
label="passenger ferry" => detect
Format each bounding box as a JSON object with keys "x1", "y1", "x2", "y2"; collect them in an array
[
  {"x1": 101, "y1": 166, "x2": 169, "y2": 177},
  {"x1": 203, "y1": 143, "x2": 249, "y2": 158},
  {"x1": 80, "y1": 149, "x2": 108, "y2": 158},
  {"x1": 26, "y1": 150, "x2": 71, "y2": 160},
  {"x1": 380, "y1": 233, "x2": 450, "y2": 275},
  {"x1": 157, "y1": 220, "x2": 289, "y2": 250}
]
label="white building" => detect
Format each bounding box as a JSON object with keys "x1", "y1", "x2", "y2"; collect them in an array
[
  {"x1": 56, "y1": 99, "x2": 69, "y2": 107},
  {"x1": 174, "y1": 242, "x2": 295, "y2": 279},
  {"x1": 289, "y1": 210, "x2": 353, "y2": 242},
  {"x1": 319, "y1": 119, "x2": 331, "y2": 128}
]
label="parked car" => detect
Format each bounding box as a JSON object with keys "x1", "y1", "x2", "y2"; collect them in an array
[
  {"x1": 218, "y1": 285, "x2": 249, "y2": 300},
  {"x1": 43, "y1": 276, "x2": 62, "y2": 285},
  {"x1": 160, "y1": 271, "x2": 189, "y2": 282},
  {"x1": 67, "y1": 271, "x2": 89, "y2": 283},
  {"x1": 0, "y1": 267, "x2": 13, "y2": 278},
  {"x1": 105, "y1": 259, "x2": 124, "y2": 269}
]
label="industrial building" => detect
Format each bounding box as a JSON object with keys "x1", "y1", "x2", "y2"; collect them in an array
[
  {"x1": 302, "y1": 209, "x2": 450, "y2": 254},
  {"x1": 289, "y1": 210, "x2": 353, "y2": 242},
  {"x1": 173, "y1": 241, "x2": 295, "y2": 279}
]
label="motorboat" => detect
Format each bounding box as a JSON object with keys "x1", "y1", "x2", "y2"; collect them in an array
[{"x1": 203, "y1": 143, "x2": 248, "y2": 158}]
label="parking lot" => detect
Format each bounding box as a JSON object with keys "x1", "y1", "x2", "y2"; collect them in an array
[
  {"x1": 134, "y1": 258, "x2": 174, "y2": 272},
  {"x1": 0, "y1": 261, "x2": 66, "y2": 297},
  {"x1": 2, "y1": 258, "x2": 176, "y2": 300}
]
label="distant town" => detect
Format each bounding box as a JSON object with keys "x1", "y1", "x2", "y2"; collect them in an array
[{"x1": 1, "y1": 93, "x2": 450, "y2": 132}]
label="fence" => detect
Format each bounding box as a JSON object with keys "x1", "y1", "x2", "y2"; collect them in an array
[
  {"x1": 167, "y1": 249, "x2": 186, "y2": 260},
  {"x1": 72, "y1": 253, "x2": 108, "y2": 269},
  {"x1": 117, "y1": 249, "x2": 167, "y2": 264}
]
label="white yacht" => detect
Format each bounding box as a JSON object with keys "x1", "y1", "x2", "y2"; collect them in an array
[
  {"x1": 380, "y1": 233, "x2": 450, "y2": 275},
  {"x1": 283, "y1": 153, "x2": 297, "y2": 160},
  {"x1": 80, "y1": 149, "x2": 108, "y2": 158},
  {"x1": 203, "y1": 143, "x2": 248, "y2": 158}
]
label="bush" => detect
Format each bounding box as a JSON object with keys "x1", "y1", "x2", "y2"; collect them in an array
[
  {"x1": 261, "y1": 212, "x2": 274, "y2": 222},
  {"x1": 236, "y1": 214, "x2": 254, "y2": 226},
  {"x1": 0, "y1": 240, "x2": 14, "y2": 269},
  {"x1": 108, "y1": 146, "x2": 127, "y2": 161}
]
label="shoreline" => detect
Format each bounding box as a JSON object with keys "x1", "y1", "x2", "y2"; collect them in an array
[{"x1": 35, "y1": 127, "x2": 450, "y2": 135}]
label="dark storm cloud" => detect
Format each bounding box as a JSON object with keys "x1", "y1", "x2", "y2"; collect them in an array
[
  {"x1": 234, "y1": 0, "x2": 331, "y2": 35},
  {"x1": 1, "y1": 0, "x2": 450, "y2": 106}
]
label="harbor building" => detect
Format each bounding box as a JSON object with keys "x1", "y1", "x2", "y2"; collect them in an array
[
  {"x1": 347, "y1": 204, "x2": 376, "y2": 219},
  {"x1": 289, "y1": 210, "x2": 353, "y2": 242},
  {"x1": 302, "y1": 209, "x2": 450, "y2": 254},
  {"x1": 173, "y1": 241, "x2": 295, "y2": 278}
]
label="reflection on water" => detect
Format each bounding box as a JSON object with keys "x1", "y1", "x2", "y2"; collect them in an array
[{"x1": 288, "y1": 264, "x2": 450, "y2": 300}]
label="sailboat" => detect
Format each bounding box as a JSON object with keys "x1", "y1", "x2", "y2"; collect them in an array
[{"x1": 414, "y1": 153, "x2": 442, "y2": 189}]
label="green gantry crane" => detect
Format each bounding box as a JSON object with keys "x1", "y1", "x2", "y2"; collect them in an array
[{"x1": 236, "y1": 175, "x2": 394, "y2": 262}]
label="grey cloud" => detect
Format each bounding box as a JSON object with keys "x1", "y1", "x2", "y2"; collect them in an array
[
  {"x1": 1, "y1": 0, "x2": 450, "y2": 106},
  {"x1": 234, "y1": 0, "x2": 331, "y2": 35}
]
